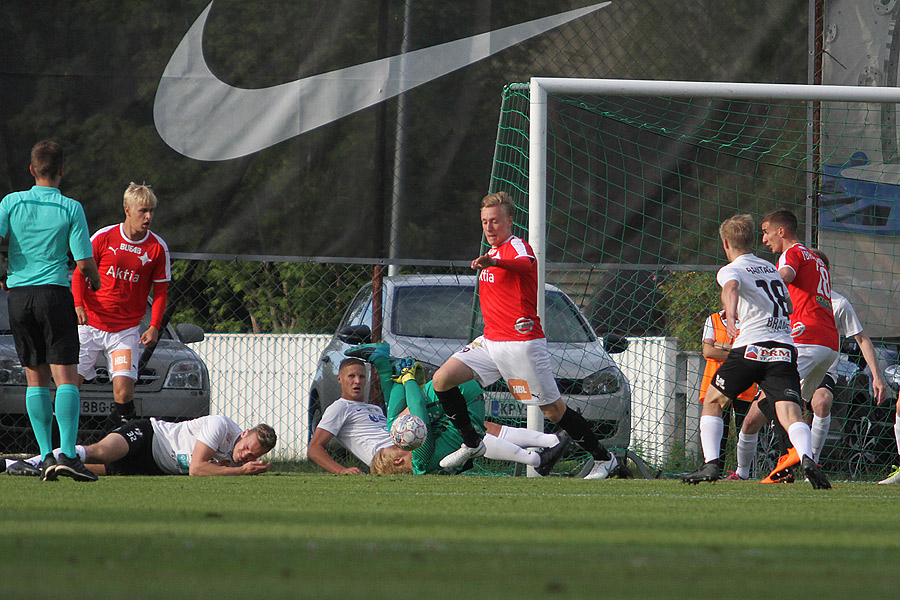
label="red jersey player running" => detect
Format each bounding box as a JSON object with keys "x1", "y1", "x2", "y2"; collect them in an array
[
  {"x1": 736, "y1": 208, "x2": 839, "y2": 480},
  {"x1": 432, "y1": 191, "x2": 619, "y2": 479},
  {"x1": 72, "y1": 183, "x2": 171, "y2": 429}
]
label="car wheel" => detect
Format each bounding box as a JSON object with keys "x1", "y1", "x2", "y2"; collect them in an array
[{"x1": 308, "y1": 395, "x2": 323, "y2": 443}]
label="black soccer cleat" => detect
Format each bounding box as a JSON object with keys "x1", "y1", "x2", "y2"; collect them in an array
[
  {"x1": 6, "y1": 459, "x2": 41, "y2": 477},
  {"x1": 54, "y1": 454, "x2": 98, "y2": 482},
  {"x1": 681, "y1": 460, "x2": 721, "y2": 484},
  {"x1": 535, "y1": 431, "x2": 574, "y2": 476},
  {"x1": 40, "y1": 454, "x2": 58, "y2": 482},
  {"x1": 801, "y1": 456, "x2": 831, "y2": 490}
]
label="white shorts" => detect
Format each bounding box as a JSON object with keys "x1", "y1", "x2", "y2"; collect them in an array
[
  {"x1": 796, "y1": 343, "x2": 839, "y2": 402},
  {"x1": 451, "y1": 335, "x2": 560, "y2": 406},
  {"x1": 78, "y1": 325, "x2": 140, "y2": 381}
]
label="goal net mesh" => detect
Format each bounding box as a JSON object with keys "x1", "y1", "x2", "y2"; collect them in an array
[{"x1": 476, "y1": 81, "x2": 899, "y2": 481}]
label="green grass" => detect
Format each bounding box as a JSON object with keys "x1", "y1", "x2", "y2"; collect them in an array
[{"x1": 1, "y1": 473, "x2": 899, "y2": 599}]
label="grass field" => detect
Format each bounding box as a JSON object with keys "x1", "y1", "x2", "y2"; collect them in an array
[{"x1": 1, "y1": 471, "x2": 898, "y2": 599}]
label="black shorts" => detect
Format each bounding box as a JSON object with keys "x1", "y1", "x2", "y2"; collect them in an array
[
  {"x1": 106, "y1": 418, "x2": 165, "y2": 476},
  {"x1": 712, "y1": 342, "x2": 802, "y2": 408},
  {"x1": 7, "y1": 285, "x2": 79, "y2": 367}
]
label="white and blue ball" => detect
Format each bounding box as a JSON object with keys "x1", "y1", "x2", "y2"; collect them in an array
[{"x1": 390, "y1": 414, "x2": 427, "y2": 450}]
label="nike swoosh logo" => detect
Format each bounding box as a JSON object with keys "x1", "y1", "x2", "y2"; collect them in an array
[{"x1": 153, "y1": 1, "x2": 610, "y2": 161}]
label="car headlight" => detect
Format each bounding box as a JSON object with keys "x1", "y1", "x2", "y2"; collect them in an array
[
  {"x1": 580, "y1": 366, "x2": 625, "y2": 395},
  {"x1": 885, "y1": 364, "x2": 900, "y2": 393},
  {"x1": 0, "y1": 358, "x2": 26, "y2": 385},
  {"x1": 162, "y1": 360, "x2": 205, "y2": 390}
]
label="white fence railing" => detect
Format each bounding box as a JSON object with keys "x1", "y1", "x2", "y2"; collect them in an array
[{"x1": 192, "y1": 334, "x2": 700, "y2": 464}]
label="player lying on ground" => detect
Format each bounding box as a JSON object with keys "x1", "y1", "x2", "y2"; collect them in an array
[
  {"x1": 3, "y1": 416, "x2": 275, "y2": 479},
  {"x1": 308, "y1": 356, "x2": 571, "y2": 475},
  {"x1": 346, "y1": 343, "x2": 574, "y2": 476}
]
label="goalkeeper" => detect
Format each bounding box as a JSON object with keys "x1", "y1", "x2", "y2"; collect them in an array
[{"x1": 349, "y1": 343, "x2": 571, "y2": 475}]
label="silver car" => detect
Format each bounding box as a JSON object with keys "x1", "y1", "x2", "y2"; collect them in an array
[
  {"x1": 309, "y1": 274, "x2": 631, "y2": 448},
  {"x1": 0, "y1": 289, "x2": 210, "y2": 454}
]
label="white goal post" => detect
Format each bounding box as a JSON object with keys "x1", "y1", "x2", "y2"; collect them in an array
[{"x1": 522, "y1": 78, "x2": 900, "y2": 467}]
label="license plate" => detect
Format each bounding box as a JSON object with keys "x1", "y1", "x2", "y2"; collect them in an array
[
  {"x1": 81, "y1": 400, "x2": 114, "y2": 416},
  {"x1": 488, "y1": 399, "x2": 526, "y2": 419}
]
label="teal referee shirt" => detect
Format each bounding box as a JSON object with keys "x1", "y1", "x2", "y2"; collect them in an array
[{"x1": 0, "y1": 185, "x2": 93, "y2": 287}]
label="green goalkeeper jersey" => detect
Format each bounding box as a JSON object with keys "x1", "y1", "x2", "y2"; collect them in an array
[{"x1": 386, "y1": 379, "x2": 485, "y2": 474}]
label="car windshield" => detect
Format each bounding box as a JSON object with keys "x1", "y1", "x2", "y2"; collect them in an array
[{"x1": 392, "y1": 284, "x2": 594, "y2": 343}]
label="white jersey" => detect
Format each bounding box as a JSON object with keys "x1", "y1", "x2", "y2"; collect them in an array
[
  {"x1": 826, "y1": 290, "x2": 864, "y2": 373},
  {"x1": 150, "y1": 416, "x2": 243, "y2": 475},
  {"x1": 317, "y1": 399, "x2": 394, "y2": 467},
  {"x1": 717, "y1": 253, "x2": 793, "y2": 348}
]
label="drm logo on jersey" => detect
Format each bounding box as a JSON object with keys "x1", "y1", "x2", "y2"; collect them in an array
[{"x1": 744, "y1": 345, "x2": 791, "y2": 362}]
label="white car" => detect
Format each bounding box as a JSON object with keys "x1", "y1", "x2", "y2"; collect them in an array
[{"x1": 309, "y1": 274, "x2": 631, "y2": 448}]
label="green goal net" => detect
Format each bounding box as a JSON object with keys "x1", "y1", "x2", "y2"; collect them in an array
[{"x1": 480, "y1": 79, "x2": 900, "y2": 481}]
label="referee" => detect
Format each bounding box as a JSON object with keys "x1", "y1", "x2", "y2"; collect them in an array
[{"x1": 0, "y1": 140, "x2": 101, "y2": 481}]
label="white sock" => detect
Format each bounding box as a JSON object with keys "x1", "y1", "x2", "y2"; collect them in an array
[
  {"x1": 787, "y1": 421, "x2": 814, "y2": 463},
  {"x1": 810, "y1": 415, "x2": 831, "y2": 463},
  {"x1": 483, "y1": 434, "x2": 540, "y2": 466},
  {"x1": 497, "y1": 425, "x2": 559, "y2": 449},
  {"x1": 700, "y1": 415, "x2": 724, "y2": 464},
  {"x1": 735, "y1": 432, "x2": 757, "y2": 479},
  {"x1": 52, "y1": 445, "x2": 86, "y2": 462},
  {"x1": 894, "y1": 413, "x2": 900, "y2": 458}
]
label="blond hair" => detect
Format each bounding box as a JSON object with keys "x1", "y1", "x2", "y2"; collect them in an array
[
  {"x1": 124, "y1": 182, "x2": 158, "y2": 209},
  {"x1": 481, "y1": 191, "x2": 516, "y2": 218},
  {"x1": 370, "y1": 446, "x2": 413, "y2": 475},
  {"x1": 719, "y1": 214, "x2": 755, "y2": 252}
]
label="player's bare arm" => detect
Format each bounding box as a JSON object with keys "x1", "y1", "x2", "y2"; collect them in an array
[
  {"x1": 75, "y1": 256, "x2": 102, "y2": 291},
  {"x1": 855, "y1": 332, "x2": 888, "y2": 404},
  {"x1": 188, "y1": 440, "x2": 269, "y2": 476},
  {"x1": 308, "y1": 427, "x2": 361, "y2": 474},
  {"x1": 720, "y1": 280, "x2": 739, "y2": 339},
  {"x1": 140, "y1": 326, "x2": 159, "y2": 347}
]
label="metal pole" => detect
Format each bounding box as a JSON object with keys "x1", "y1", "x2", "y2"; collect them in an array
[{"x1": 526, "y1": 78, "x2": 548, "y2": 477}]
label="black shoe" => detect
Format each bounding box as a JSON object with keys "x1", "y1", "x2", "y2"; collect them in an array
[
  {"x1": 40, "y1": 454, "x2": 58, "y2": 482},
  {"x1": 681, "y1": 460, "x2": 720, "y2": 484},
  {"x1": 535, "y1": 431, "x2": 574, "y2": 476},
  {"x1": 801, "y1": 456, "x2": 831, "y2": 490},
  {"x1": 54, "y1": 453, "x2": 98, "y2": 482},
  {"x1": 6, "y1": 459, "x2": 41, "y2": 477}
]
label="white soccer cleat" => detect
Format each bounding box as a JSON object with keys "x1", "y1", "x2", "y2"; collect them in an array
[
  {"x1": 878, "y1": 465, "x2": 900, "y2": 485},
  {"x1": 439, "y1": 441, "x2": 486, "y2": 469},
  {"x1": 584, "y1": 453, "x2": 618, "y2": 480}
]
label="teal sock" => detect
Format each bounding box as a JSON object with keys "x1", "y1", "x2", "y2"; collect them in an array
[
  {"x1": 25, "y1": 387, "x2": 53, "y2": 459},
  {"x1": 54, "y1": 384, "x2": 81, "y2": 458}
]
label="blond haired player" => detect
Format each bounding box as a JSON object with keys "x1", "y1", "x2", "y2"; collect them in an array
[
  {"x1": 72, "y1": 182, "x2": 171, "y2": 429},
  {"x1": 681, "y1": 214, "x2": 830, "y2": 489},
  {"x1": 432, "y1": 191, "x2": 618, "y2": 479}
]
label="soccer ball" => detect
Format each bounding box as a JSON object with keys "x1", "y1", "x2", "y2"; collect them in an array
[{"x1": 390, "y1": 414, "x2": 427, "y2": 450}]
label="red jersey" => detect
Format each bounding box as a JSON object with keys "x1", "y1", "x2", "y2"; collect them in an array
[
  {"x1": 478, "y1": 235, "x2": 545, "y2": 341},
  {"x1": 74, "y1": 224, "x2": 171, "y2": 332},
  {"x1": 777, "y1": 243, "x2": 838, "y2": 350}
]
